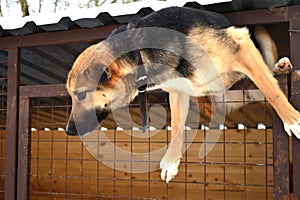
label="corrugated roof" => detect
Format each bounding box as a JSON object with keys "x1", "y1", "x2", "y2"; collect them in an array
[
  {"x1": 0, "y1": 0, "x2": 232, "y2": 36},
  {"x1": 0, "y1": 0, "x2": 298, "y2": 38}
]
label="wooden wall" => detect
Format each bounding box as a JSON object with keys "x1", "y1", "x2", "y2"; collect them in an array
[{"x1": 30, "y1": 129, "x2": 274, "y2": 199}]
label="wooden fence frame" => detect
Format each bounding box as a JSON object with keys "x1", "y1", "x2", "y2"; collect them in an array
[{"x1": 1, "y1": 6, "x2": 300, "y2": 200}]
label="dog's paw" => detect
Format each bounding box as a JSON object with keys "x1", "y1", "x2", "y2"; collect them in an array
[
  {"x1": 284, "y1": 120, "x2": 300, "y2": 139},
  {"x1": 160, "y1": 158, "x2": 181, "y2": 183},
  {"x1": 273, "y1": 57, "x2": 293, "y2": 74}
]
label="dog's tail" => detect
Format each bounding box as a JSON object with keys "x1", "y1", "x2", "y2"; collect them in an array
[{"x1": 253, "y1": 25, "x2": 278, "y2": 69}]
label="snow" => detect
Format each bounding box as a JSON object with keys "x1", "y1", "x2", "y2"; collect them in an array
[{"x1": 0, "y1": 0, "x2": 232, "y2": 30}]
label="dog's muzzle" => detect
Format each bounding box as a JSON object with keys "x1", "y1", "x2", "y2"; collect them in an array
[{"x1": 66, "y1": 109, "x2": 109, "y2": 136}]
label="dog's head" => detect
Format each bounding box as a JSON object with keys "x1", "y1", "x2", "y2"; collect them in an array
[{"x1": 66, "y1": 42, "x2": 136, "y2": 136}]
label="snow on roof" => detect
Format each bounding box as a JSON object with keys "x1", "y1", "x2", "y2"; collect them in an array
[{"x1": 0, "y1": 0, "x2": 231, "y2": 30}]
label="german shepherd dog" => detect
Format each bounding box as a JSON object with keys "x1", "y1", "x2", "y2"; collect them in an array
[{"x1": 66, "y1": 7, "x2": 299, "y2": 183}]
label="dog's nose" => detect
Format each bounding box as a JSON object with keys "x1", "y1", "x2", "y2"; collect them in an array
[
  {"x1": 66, "y1": 120, "x2": 78, "y2": 136},
  {"x1": 66, "y1": 110, "x2": 109, "y2": 136}
]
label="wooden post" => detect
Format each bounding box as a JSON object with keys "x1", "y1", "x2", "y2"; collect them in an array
[
  {"x1": 272, "y1": 75, "x2": 290, "y2": 200},
  {"x1": 289, "y1": 5, "x2": 300, "y2": 200},
  {"x1": 17, "y1": 95, "x2": 31, "y2": 200},
  {"x1": 5, "y1": 47, "x2": 20, "y2": 200}
]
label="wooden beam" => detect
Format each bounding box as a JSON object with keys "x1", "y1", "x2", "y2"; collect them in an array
[
  {"x1": 19, "y1": 84, "x2": 68, "y2": 98},
  {"x1": 2, "y1": 6, "x2": 300, "y2": 50},
  {"x1": 0, "y1": 24, "x2": 120, "y2": 49},
  {"x1": 224, "y1": 6, "x2": 289, "y2": 25}
]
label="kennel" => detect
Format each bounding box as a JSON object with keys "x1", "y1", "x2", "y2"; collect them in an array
[{"x1": 0, "y1": 2, "x2": 300, "y2": 200}]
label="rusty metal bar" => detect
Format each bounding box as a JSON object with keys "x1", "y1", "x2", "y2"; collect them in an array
[
  {"x1": 17, "y1": 96, "x2": 31, "y2": 200},
  {"x1": 5, "y1": 47, "x2": 20, "y2": 200},
  {"x1": 289, "y1": 5, "x2": 300, "y2": 200},
  {"x1": 0, "y1": 24, "x2": 120, "y2": 49}
]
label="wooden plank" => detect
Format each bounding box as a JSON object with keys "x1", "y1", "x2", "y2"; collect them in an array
[
  {"x1": 30, "y1": 129, "x2": 269, "y2": 166},
  {"x1": 29, "y1": 177, "x2": 273, "y2": 200},
  {"x1": 29, "y1": 129, "x2": 273, "y2": 199}
]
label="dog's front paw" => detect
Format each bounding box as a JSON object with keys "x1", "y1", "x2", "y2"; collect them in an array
[
  {"x1": 273, "y1": 57, "x2": 293, "y2": 74},
  {"x1": 160, "y1": 158, "x2": 181, "y2": 183},
  {"x1": 284, "y1": 120, "x2": 300, "y2": 139}
]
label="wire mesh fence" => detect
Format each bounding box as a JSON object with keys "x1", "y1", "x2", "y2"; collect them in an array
[{"x1": 29, "y1": 89, "x2": 274, "y2": 199}]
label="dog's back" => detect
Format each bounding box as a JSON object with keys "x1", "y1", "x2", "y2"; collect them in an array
[
  {"x1": 129, "y1": 7, "x2": 232, "y2": 32},
  {"x1": 111, "y1": 7, "x2": 277, "y2": 74}
]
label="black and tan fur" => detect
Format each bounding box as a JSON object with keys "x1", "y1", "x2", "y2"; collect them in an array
[{"x1": 66, "y1": 7, "x2": 299, "y2": 183}]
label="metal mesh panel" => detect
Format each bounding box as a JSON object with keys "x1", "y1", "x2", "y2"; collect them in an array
[{"x1": 29, "y1": 89, "x2": 273, "y2": 199}]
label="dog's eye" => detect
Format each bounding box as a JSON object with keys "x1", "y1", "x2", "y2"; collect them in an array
[{"x1": 76, "y1": 91, "x2": 86, "y2": 101}]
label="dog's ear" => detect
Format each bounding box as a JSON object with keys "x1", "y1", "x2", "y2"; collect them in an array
[
  {"x1": 84, "y1": 64, "x2": 111, "y2": 84},
  {"x1": 99, "y1": 69, "x2": 111, "y2": 84}
]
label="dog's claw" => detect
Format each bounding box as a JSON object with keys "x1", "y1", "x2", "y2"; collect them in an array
[
  {"x1": 142, "y1": 125, "x2": 147, "y2": 133},
  {"x1": 160, "y1": 168, "x2": 169, "y2": 182},
  {"x1": 284, "y1": 120, "x2": 300, "y2": 139},
  {"x1": 284, "y1": 123, "x2": 292, "y2": 137},
  {"x1": 160, "y1": 159, "x2": 181, "y2": 183}
]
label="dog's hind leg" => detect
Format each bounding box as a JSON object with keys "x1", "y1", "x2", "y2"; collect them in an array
[
  {"x1": 227, "y1": 27, "x2": 300, "y2": 139},
  {"x1": 254, "y1": 26, "x2": 293, "y2": 74},
  {"x1": 253, "y1": 25, "x2": 278, "y2": 69},
  {"x1": 160, "y1": 91, "x2": 190, "y2": 183}
]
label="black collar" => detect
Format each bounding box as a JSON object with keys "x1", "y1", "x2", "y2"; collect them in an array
[{"x1": 136, "y1": 50, "x2": 148, "y2": 133}]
